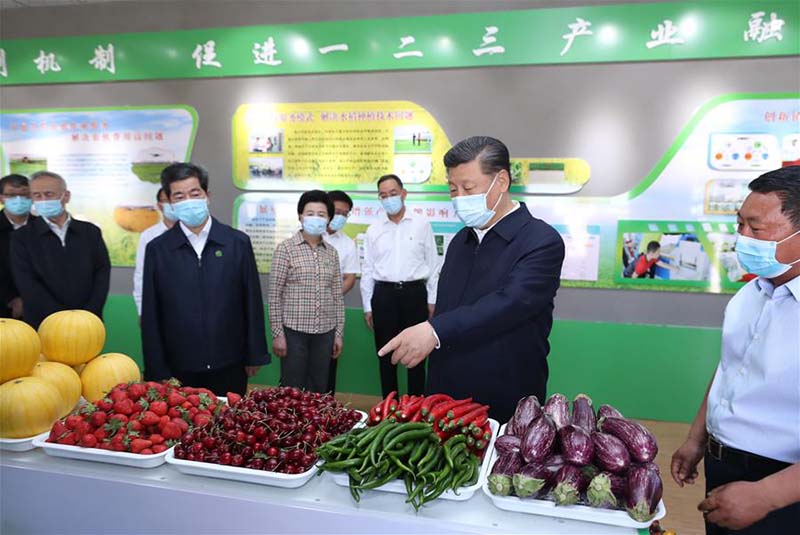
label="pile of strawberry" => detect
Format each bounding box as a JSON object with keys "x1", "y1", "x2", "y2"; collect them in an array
[{"x1": 47, "y1": 380, "x2": 224, "y2": 455}]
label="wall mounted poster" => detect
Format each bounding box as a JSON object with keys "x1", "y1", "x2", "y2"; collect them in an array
[
  {"x1": 234, "y1": 93, "x2": 800, "y2": 294},
  {"x1": 0, "y1": 106, "x2": 198, "y2": 266}
]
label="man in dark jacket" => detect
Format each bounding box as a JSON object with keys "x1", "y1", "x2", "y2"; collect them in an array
[
  {"x1": 10, "y1": 171, "x2": 110, "y2": 328},
  {"x1": 141, "y1": 163, "x2": 270, "y2": 395},
  {"x1": 379, "y1": 137, "x2": 565, "y2": 422},
  {"x1": 1, "y1": 174, "x2": 36, "y2": 319}
]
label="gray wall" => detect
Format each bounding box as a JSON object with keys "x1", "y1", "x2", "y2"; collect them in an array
[{"x1": 3, "y1": 0, "x2": 798, "y2": 328}]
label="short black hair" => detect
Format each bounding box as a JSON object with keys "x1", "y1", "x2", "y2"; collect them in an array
[
  {"x1": 749, "y1": 166, "x2": 800, "y2": 229},
  {"x1": 377, "y1": 174, "x2": 403, "y2": 190},
  {"x1": 297, "y1": 190, "x2": 334, "y2": 220},
  {"x1": 161, "y1": 163, "x2": 209, "y2": 196},
  {"x1": 156, "y1": 187, "x2": 168, "y2": 202},
  {"x1": 443, "y1": 136, "x2": 511, "y2": 176},
  {"x1": 646, "y1": 241, "x2": 661, "y2": 253},
  {"x1": 0, "y1": 174, "x2": 29, "y2": 194},
  {"x1": 328, "y1": 190, "x2": 353, "y2": 210}
]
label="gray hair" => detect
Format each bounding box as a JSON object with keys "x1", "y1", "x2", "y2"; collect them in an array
[{"x1": 30, "y1": 170, "x2": 68, "y2": 191}]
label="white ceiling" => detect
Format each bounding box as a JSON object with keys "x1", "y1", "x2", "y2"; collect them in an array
[{"x1": 0, "y1": 0, "x2": 130, "y2": 8}]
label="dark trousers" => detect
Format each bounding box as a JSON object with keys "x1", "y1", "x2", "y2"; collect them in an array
[
  {"x1": 371, "y1": 281, "x2": 427, "y2": 397},
  {"x1": 173, "y1": 365, "x2": 248, "y2": 397},
  {"x1": 281, "y1": 327, "x2": 335, "y2": 393},
  {"x1": 326, "y1": 357, "x2": 338, "y2": 394},
  {"x1": 705, "y1": 446, "x2": 799, "y2": 534}
]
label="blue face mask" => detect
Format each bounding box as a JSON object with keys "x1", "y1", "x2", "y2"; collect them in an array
[
  {"x1": 736, "y1": 230, "x2": 800, "y2": 278},
  {"x1": 302, "y1": 215, "x2": 328, "y2": 236},
  {"x1": 34, "y1": 198, "x2": 65, "y2": 219},
  {"x1": 329, "y1": 214, "x2": 347, "y2": 232},
  {"x1": 4, "y1": 196, "x2": 32, "y2": 217},
  {"x1": 452, "y1": 172, "x2": 502, "y2": 229},
  {"x1": 160, "y1": 202, "x2": 177, "y2": 222},
  {"x1": 381, "y1": 195, "x2": 403, "y2": 216},
  {"x1": 172, "y1": 199, "x2": 209, "y2": 227}
]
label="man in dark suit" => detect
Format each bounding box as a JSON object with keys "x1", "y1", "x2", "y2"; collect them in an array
[
  {"x1": 379, "y1": 137, "x2": 565, "y2": 422},
  {"x1": 10, "y1": 171, "x2": 110, "y2": 329},
  {"x1": 141, "y1": 163, "x2": 270, "y2": 395},
  {"x1": 1, "y1": 174, "x2": 36, "y2": 319}
]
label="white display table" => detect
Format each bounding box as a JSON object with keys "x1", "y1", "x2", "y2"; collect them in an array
[{"x1": 1, "y1": 450, "x2": 642, "y2": 534}]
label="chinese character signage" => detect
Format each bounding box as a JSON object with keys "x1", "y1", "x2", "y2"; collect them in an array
[
  {"x1": 0, "y1": 2, "x2": 797, "y2": 85},
  {"x1": 0, "y1": 106, "x2": 198, "y2": 267}
]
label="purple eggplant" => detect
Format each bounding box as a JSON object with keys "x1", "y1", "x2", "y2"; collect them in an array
[
  {"x1": 598, "y1": 417, "x2": 658, "y2": 463},
  {"x1": 543, "y1": 393, "x2": 571, "y2": 430},
  {"x1": 506, "y1": 415, "x2": 518, "y2": 436},
  {"x1": 593, "y1": 432, "x2": 631, "y2": 473},
  {"x1": 559, "y1": 424, "x2": 594, "y2": 466},
  {"x1": 625, "y1": 464, "x2": 663, "y2": 522},
  {"x1": 552, "y1": 464, "x2": 589, "y2": 506},
  {"x1": 521, "y1": 414, "x2": 556, "y2": 463},
  {"x1": 587, "y1": 472, "x2": 620, "y2": 509},
  {"x1": 572, "y1": 394, "x2": 596, "y2": 432},
  {"x1": 597, "y1": 404, "x2": 624, "y2": 421},
  {"x1": 488, "y1": 452, "x2": 524, "y2": 496},
  {"x1": 512, "y1": 461, "x2": 550, "y2": 498},
  {"x1": 608, "y1": 472, "x2": 627, "y2": 500},
  {"x1": 512, "y1": 395, "x2": 542, "y2": 436},
  {"x1": 494, "y1": 434, "x2": 521, "y2": 456}
]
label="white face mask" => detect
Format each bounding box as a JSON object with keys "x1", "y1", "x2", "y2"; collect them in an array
[{"x1": 451, "y1": 172, "x2": 502, "y2": 228}]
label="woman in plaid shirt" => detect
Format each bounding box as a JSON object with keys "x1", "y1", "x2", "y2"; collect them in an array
[{"x1": 268, "y1": 190, "x2": 345, "y2": 392}]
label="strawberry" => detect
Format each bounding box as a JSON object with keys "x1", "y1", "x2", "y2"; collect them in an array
[
  {"x1": 160, "y1": 415, "x2": 171, "y2": 427},
  {"x1": 65, "y1": 414, "x2": 82, "y2": 430},
  {"x1": 75, "y1": 420, "x2": 92, "y2": 436},
  {"x1": 109, "y1": 389, "x2": 128, "y2": 403},
  {"x1": 189, "y1": 407, "x2": 198, "y2": 418},
  {"x1": 151, "y1": 444, "x2": 168, "y2": 454},
  {"x1": 98, "y1": 442, "x2": 114, "y2": 450},
  {"x1": 113, "y1": 399, "x2": 135, "y2": 416},
  {"x1": 130, "y1": 438, "x2": 153, "y2": 453},
  {"x1": 94, "y1": 428, "x2": 108, "y2": 441},
  {"x1": 181, "y1": 387, "x2": 197, "y2": 395},
  {"x1": 161, "y1": 422, "x2": 182, "y2": 440},
  {"x1": 96, "y1": 398, "x2": 114, "y2": 412},
  {"x1": 140, "y1": 448, "x2": 154, "y2": 455},
  {"x1": 150, "y1": 401, "x2": 168, "y2": 417},
  {"x1": 167, "y1": 407, "x2": 181, "y2": 419},
  {"x1": 193, "y1": 413, "x2": 211, "y2": 427},
  {"x1": 172, "y1": 417, "x2": 189, "y2": 434},
  {"x1": 181, "y1": 401, "x2": 193, "y2": 410},
  {"x1": 197, "y1": 388, "x2": 214, "y2": 397},
  {"x1": 91, "y1": 411, "x2": 107, "y2": 427},
  {"x1": 140, "y1": 411, "x2": 160, "y2": 426},
  {"x1": 128, "y1": 420, "x2": 143, "y2": 432},
  {"x1": 51, "y1": 420, "x2": 69, "y2": 437},
  {"x1": 148, "y1": 434, "x2": 165, "y2": 445},
  {"x1": 167, "y1": 392, "x2": 185, "y2": 407},
  {"x1": 80, "y1": 434, "x2": 98, "y2": 448},
  {"x1": 110, "y1": 413, "x2": 129, "y2": 425},
  {"x1": 58, "y1": 432, "x2": 78, "y2": 445},
  {"x1": 187, "y1": 394, "x2": 201, "y2": 407},
  {"x1": 127, "y1": 383, "x2": 147, "y2": 401}
]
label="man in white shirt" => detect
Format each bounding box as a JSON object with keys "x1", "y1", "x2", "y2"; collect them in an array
[
  {"x1": 361, "y1": 174, "x2": 439, "y2": 397},
  {"x1": 672, "y1": 166, "x2": 800, "y2": 533},
  {"x1": 323, "y1": 190, "x2": 360, "y2": 393},
  {"x1": 132, "y1": 187, "x2": 176, "y2": 319}
]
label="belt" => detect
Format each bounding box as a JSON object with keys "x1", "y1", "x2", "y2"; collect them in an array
[
  {"x1": 707, "y1": 435, "x2": 789, "y2": 469},
  {"x1": 375, "y1": 280, "x2": 425, "y2": 289}
]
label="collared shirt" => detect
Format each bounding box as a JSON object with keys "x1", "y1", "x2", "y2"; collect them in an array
[
  {"x1": 323, "y1": 230, "x2": 361, "y2": 274},
  {"x1": 133, "y1": 220, "x2": 169, "y2": 315},
  {"x1": 180, "y1": 217, "x2": 212, "y2": 260},
  {"x1": 707, "y1": 275, "x2": 800, "y2": 463},
  {"x1": 474, "y1": 201, "x2": 520, "y2": 243},
  {"x1": 268, "y1": 231, "x2": 345, "y2": 338},
  {"x1": 4, "y1": 211, "x2": 29, "y2": 230},
  {"x1": 360, "y1": 211, "x2": 440, "y2": 312},
  {"x1": 44, "y1": 214, "x2": 71, "y2": 247}
]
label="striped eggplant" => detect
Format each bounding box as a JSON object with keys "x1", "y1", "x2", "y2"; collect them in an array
[
  {"x1": 521, "y1": 414, "x2": 556, "y2": 463},
  {"x1": 512, "y1": 461, "x2": 549, "y2": 498},
  {"x1": 506, "y1": 415, "x2": 518, "y2": 436},
  {"x1": 559, "y1": 424, "x2": 594, "y2": 466},
  {"x1": 598, "y1": 417, "x2": 658, "y2": 463},
  {"x1": 543, "y1": 393, "x2": 571, "y2": 430},
  {"x1": 625, "y1": 464, "x2": 663, "y2": 522},
  {"x1": 597, "y1": 404, "x2": 624, "y2": 421},
  {"x1": 593, "y1": 432, "x2": 631, "y2": 473},
  {"x1": 512, "y1": 395, "x2": 542, "y2": 436},
  {"x1": 587, "y1": 472, "x2": 619, "y2": 508},
  {"x1": 488, "y1": 452, "x2": 524, "y2": 496},
  {"x1": 552, "y1": 464, "x2": 590, "y2": 506},
  {"x1": 495, "y1": 434, "x2": 522, "y2": 455},
  {"x1": 572, "y1": 394, "x2": 596, "y2": 432}
]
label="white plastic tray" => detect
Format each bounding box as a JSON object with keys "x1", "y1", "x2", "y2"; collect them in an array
[
  {"x1": 32, "y1": 435, "x2": 174, "y2": 468},
  {"x1": 0, "y1": 431, "x2": 50, "y2": 452},
  {"x1": 329, "y1": 418, "x2": 500, "y2": 501},
  {"x1": 481, "y1": 424, "x2": 666, "y2": 529},
  {"x1": 165, "y1": 409, "x2": 367, "y2": 488}
]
